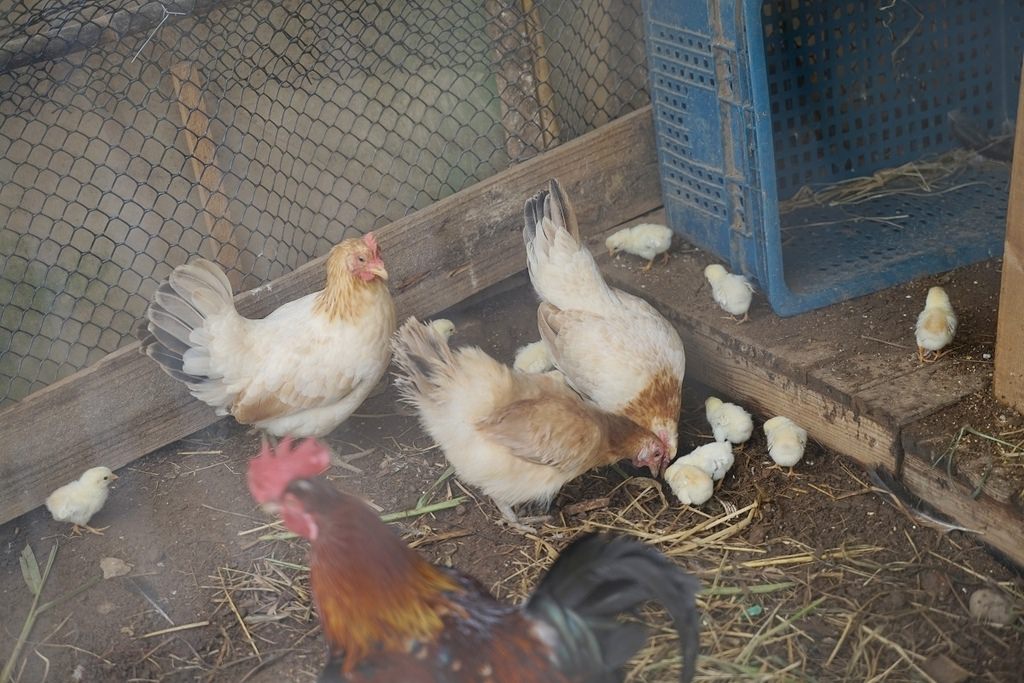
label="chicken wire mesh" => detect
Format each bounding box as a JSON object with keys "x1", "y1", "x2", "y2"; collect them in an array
[{"x1": 0, "y1": 0, "x2": 649, "y2": 406}]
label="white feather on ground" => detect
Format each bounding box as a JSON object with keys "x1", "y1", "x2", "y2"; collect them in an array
[{"x1": 705, "y1": 396, "x2": 753, "y2": 444}]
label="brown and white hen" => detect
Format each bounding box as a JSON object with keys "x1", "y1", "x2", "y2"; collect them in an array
[
  {"x1": 392, "y1": 317, "x2": 670, "y2": 531},
  {"x1": 140, "y1": 234, "x2": 396, "y2": 438},
  {"x1": 523, "y1": 180, "x2": 686, "y2": 457}
]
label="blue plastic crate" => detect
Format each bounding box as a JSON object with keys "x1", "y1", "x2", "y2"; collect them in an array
[{"x1": 643, "y1": 0, "x2": 1024, "y2": 315}]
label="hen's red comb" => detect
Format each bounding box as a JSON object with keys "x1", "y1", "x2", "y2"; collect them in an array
[
  {"x1": 246, "y1": 437, "x2": 331, "y2": 504},
  {"x1": 362, "y1": 232, "x2": 380, "y2": 256}
]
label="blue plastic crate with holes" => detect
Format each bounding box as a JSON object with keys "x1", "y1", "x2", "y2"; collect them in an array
[{"x1": 642, "y1": 0, "x2": 1024, "y2": 316}]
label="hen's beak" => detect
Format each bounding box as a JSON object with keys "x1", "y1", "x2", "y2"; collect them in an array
[{"x1": 367, "y1": 260, "x2": 389, "y2": 281}]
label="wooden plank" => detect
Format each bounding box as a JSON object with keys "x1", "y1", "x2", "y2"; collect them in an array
[
  {"x1": 0, "y1": 105, "x2": 661, "y2": 526},
  {"x1": 994, "y1": 63, "x2": 1024, "y2": 414},
  {"x1": 900, "y1": 442, "x2": 1024, "y2": 567},
  {"x1": 168, "y1": 62, "x2": 240, "y2": 268}
]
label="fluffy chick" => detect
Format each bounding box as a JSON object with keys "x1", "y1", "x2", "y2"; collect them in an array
[
  {"x1": 763, "y1": 416, "x2": 807, "y2": 470},
  {"x1": 663, "y1": 461, "x2": 714, "y2": 505},
  {"x1": 915, "y1": 286, "x2": 957, "y2": 363},
  {"x1": 671, "y1": 441, "x2": 734, "y2": 481},
  {"x1": 704, "y1": 264, "x2": 754, "y2": 322},
  {"x1": 429, "y1": 318, "x2": 456, "y2": 340},
  {"x1": 705, "y1": 397, "x2": 753, "y2": 445},
  {"x1": 45, "y1": 466, "x2": 118, "y2": 535},
  {"x1": 513, "y1": 340, "x2": 555, "y2": 374},
  {"x1": 605, "y1": 223, "x2": 673, "y2": 271}
]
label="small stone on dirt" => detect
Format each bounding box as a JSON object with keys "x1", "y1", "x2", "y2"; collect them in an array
[
  {"x1": 100, "y1": 556, "x2": 133, "y2": 579},
  {"x1": 969, "y1": 588, "x2": 1016, "y2": 625},
  {"x1": 919, "y1": 653, "x2": 970, "y2": 683}
]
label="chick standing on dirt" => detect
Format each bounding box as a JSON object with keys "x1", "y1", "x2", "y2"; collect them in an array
[
  {"x1": 704, "y1": 264, "x2": 754, "y2": 322},
  {"x1": 513, "y1": 340, "x2": 555, "y2": 374},
  {"x1": 45, "y1": 466, "x2": 118, "y2": 535},
  {"x1": 605, "y1": 223, "x2": 673, "y2": 271},
  {"x1": 705, "y1": 397, "x2": 753, "y2": 445},
  {"x1": 663, "y1": 461, "x2": 714, "y2": 505},
  {"x1": 763, "y1": 416, "x2": 807, "y2": 470},
  {"x1": 915, "y1": 286, "x2": 957, "y2": 363}
]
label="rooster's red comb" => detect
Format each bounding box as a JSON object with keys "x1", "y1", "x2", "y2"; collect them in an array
[
  {"x1": 362, "y1": 232, "x2": 380, "y2": 256},
  {"x1": 246, "y1": 437, "x2": 331, "y2": 504}
]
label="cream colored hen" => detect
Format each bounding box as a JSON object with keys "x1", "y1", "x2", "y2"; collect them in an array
[
  {"x1": 523, "y1": 179, "x2": 686, "y2": 457},
  {"x1": 392, "y1": 317, "x2": 670, "y2": 531},
  {"x1": 140, "y1": 234, "x2": 396, "y2": 437}
]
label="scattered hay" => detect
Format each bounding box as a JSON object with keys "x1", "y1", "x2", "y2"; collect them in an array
[{"x1": 779, "y1": 148, "x2": 999, "y2": 215}]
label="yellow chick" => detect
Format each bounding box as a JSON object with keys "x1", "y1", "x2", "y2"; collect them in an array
[
  {"x1": 429, "y1": 318, "x2": 457, "y2": 341},
  {"x1": 663, "y1": 461, "x2": 714, "y2": 505},
  {"x1": 705, "y1": 396, "x2": 753, "y2": 444},
  {"x1": 763, "y1": 416, "x2": 807, "y2": 470},
  {"x1": 703, "y1": 264, "x2": 754, "y2": 322},
  {"x1": 45, "y1": 466, "x2": 118, "y2": 535},
  {"x1": 513, "y1": 340, "x2": 555, "y2": 374},
  {"x1": 605, "y1": 223, "x2": 673, "y2": 271},
  {"x1": 670, "y1": 441, "x2": 734, "y2": 481},
  {"x1": 915, "y1": 286, "x2": 957, "y2": 363}
]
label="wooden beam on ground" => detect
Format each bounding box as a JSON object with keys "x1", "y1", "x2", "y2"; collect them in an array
[
  {"x1": 994, "y1": 64, "x2": 1024, "y2": 414},
  {"x1": 900, "y1": 423, "x2": 1024, "y2": 567},
  {"x1": 0, "y1": 105, "x2": 660, "y2": 526}
]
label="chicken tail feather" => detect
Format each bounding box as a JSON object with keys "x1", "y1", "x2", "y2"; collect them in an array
[
  {"x1": 391, "y1": 317, "x2": 456, "y2": 408},
  {"x1": 525, "y1": 533, "x2": 700, "y2": 683},
  {"x1": 139, "y1": 259, "x2": 236, "y2": 386}
]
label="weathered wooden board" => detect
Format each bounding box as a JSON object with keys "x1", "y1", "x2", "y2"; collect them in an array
[
  {"x1": 0, "y1": 106, "x2": 660, "y2": 526},
  {"x1": 899, "y1": 436, "x2": 1024, "y2": 567},
  {"x1": 994, "y1": 64, "x2": 1024, "y2": 414}
]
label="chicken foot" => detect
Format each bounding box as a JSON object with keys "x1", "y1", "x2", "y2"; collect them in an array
[
  {"x1": 495, "y1": 502, "x2": 549, "y2": 535},
  {"x1": 72, "y1": 524, "x2": 109, "y2": 536}
]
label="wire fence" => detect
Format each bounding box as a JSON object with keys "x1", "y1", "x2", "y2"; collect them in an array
[{"x1": 0, "y1": 0, "x2": 649, "y2": 406}]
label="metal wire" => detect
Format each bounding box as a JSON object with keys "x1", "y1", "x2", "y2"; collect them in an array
[{"x1": 0, "y1": 0, "x2": 649, "y2": 405}]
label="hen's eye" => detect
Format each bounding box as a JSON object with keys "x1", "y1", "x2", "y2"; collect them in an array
[{"x1": 358, "y1": 256, "x2": 366, "y2": 263}]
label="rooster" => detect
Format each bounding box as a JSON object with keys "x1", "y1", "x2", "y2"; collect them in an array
[
  {"x1": 523, "y1": 180, "x2": 686, "y2": 457},
  {"x1": 392, "y1": 317, "x2": 670, "y2": 531},
  {"x1": 247, "y1": 438, "x2": 701, "y2": 682},
  {"x1": 139, "y1": 234, "x2": 396, "y2": 437}
]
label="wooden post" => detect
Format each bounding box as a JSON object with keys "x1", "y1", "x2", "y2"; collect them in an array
[
  {"x1": 484, "y1": 0, "x2": 560, "y2": 162},
  {"x1": 994, "y1": 64, "x2": 1024, "y2": 414},
  {"x1": 169, "y1": 62, "x2": 241, "y2": 269}
]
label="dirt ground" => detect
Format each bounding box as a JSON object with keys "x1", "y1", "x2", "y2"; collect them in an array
[{"x1": 2, "y1": 278, "x2": 1022, "y2": 682}]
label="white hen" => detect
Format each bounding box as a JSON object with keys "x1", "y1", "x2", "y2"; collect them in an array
[
  {"x1": 705, "y1": 397, "x2": 753, "y2": 444},
  {"x1": 915, "y1": 286, "x2": 957, "y2": 363},
  {"x1": 46, "y1": 466, "x2": 118, "y2": 535},
  {"x1": 140, "y1": 235, "x2": 396, "y2": 438},
  {"x1": 704, "y1": 264, "x2": 754, "y2": 322},
  {"x1": 671, "y1": 441, "x2": 734, "y2": 481},
  {"x1": 663, "y1": 461, "x2": 714, "y2": 505},
  {"x1": 763, "y1": 416, "x2": 807, "y2": 469},
  {"x1": 524, "y1": 179, "x2": 686, "y2": 458},
  {"x1": 513, "y1": 340, "x2": 555, "y2": 374},
  {"x1": 605, "y1": 223, "x2": 673, "y2": 271}
]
